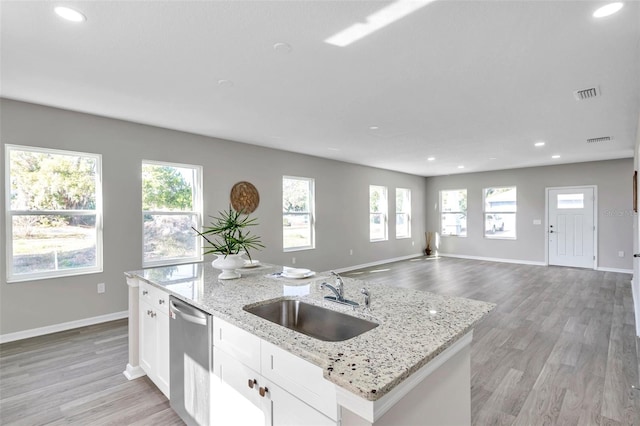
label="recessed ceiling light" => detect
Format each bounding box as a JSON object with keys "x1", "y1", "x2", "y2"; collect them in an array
[
  {"x1": 593, "y1": 2, "x2": 623, "y2": 18},
  {"x1": 328, "y1": 147, "x2": 340, "y2": 151},
  {"x1": 427, "y1": 157, "x2": 435, "y2": 161},
  {"x1": 273, "y1": 42, "x2": 292, "y2": 53},
  {"x1": 369, "y1": 126, "x2": 379, "y2": 130},
  {"x1": 54, "y1": 6, "x2": 86, "y2": 22},
  {"x1": 551, "y1": 154, "x2": 561, "y2": 159},
  {"x1": 534, "y1": 141, "x2": 546, "y2": 147},
  {"x1": 489, "y1": 157, "x2": 497, "y2": 160},
  {"x1": 457, "y1": 165, "x2": 465, "y2": 169},
  {"x1": 217, "y1": 79, "x2": 234, "y2": 88}
]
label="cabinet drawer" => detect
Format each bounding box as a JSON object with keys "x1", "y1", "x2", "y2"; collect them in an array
[
  {"x1": 261, "y1": 340, "x2": 338, "y2": 421},
  {"x1": 139, "y1": 281, "x2": 169, "y2": 315},
  {"x1": 213, "y1": 317, "x2": 261, "y2": 372}
]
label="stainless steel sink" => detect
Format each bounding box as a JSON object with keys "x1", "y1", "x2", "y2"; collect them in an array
[{"x1": 243, "y1": 299, "x2": 378, "y2": 342}]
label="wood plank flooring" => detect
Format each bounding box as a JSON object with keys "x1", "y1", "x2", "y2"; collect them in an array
[
  {"x1": 344, "y1": 257, "x2": 640, "y2": 425},
  {"x1": 1, "y1": 257, "x2": 638, "y2": 425}
]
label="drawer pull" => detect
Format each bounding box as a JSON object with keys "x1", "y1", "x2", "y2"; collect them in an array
[
  {"x1": 248, "y1": 379, "x2": 257, "y2": 389},
  {"x1": 158, "y1": 299, "x2": 165, "y2": 305},
  {"x1": 259, "y1": 386, "x2": 269, "y2": 397}
]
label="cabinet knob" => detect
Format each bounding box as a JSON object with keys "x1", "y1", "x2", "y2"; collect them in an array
[
  {"x1": 147, "y1": 310, "x2": 152, "y2": 316},
  {"x1": 142, "y1": 290, "x2": 148, "y2": 295},
  {"x1": 248, "y1": 379, "x2": 257, "y2": 389},
  {"x1": 259, "y1": 386, "x2": 269, "y2": 397},
  {"x1": 158, "y1": 299, "x2": 165, "y2": 305}
]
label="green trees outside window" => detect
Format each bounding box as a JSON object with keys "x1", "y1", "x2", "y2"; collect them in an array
[{"x1": 6, "y1": 145, "x2": 102, "y2": 281}]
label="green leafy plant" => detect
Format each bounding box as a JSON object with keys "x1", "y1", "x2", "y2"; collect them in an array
[{"x1": 192, "y1": 207, "x2": 264, "y2": 260}]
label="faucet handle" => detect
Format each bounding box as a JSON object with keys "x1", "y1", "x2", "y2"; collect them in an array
[{"x1": 361, "y1": 287, "x2": 371, "y2": 310}]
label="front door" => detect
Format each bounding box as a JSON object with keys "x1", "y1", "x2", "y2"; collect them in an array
[{"x1": 548, "y1": 187, "x2": 595, "y2": 268}]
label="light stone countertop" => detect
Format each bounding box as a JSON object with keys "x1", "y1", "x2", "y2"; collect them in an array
[{"x1": 128, "y1": 261, "x2": 495, "y2": 401}]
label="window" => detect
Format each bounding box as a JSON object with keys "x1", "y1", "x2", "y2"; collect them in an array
[
  {"x1": 370, "y1": 185, "x2": 388, "y2": 241},
  {"x1": 484, "y1": 186, "x2": 516, "y2": 239},
  {"x1": 440, "y1": 189, "x2": 467, "y2": 237},
  {"x1": 396, "y1": 188, "x2": 411, "y2": 239},
  {"x1": 557, "y1": 193, "x2": 584, "y2": 209},
  {"x1": 142, "y1": 161, "x2": 202, "y2": 266},
  {"x1": 283, "y1": 176, "x2": 315, "y2": 251},
  {"x1": 6, "y1": 145, "x2": 102, "y2": 282}
]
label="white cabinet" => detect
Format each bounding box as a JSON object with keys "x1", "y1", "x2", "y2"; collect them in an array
[
  {"x1": 213, "y1": 318, "x2": 336, "y2": 426},
  {"x1": 139, "y1": 281, "x2": 170, "y2": 398}
]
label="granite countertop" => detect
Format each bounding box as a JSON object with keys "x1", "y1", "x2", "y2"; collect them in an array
[{"x1": 127, "y1": 261, "x2": 494, "y2": 401}]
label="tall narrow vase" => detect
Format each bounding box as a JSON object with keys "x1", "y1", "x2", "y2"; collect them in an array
[{"x1": 211, "y1": 254, "x2": 245, "y2": 280}]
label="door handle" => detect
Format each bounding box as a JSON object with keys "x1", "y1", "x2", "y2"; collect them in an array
[{"x1": 634, "y1": 254, "x2": 640, "y2": 258}]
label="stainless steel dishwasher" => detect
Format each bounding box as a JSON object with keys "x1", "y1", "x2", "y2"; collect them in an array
[{"x1": 169, "y1": 296, "x2": 213, "y2": 426}]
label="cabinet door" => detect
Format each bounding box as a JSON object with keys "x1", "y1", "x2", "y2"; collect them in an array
[
  {"x1": 155, "y1": 310, "x2": 170, "y2": 398},
  {"x1": 139, "y1": 300, "x2": 156, "y2": 376},
  {"x1": 212, "y1": 347, "x2": 267, "y2": 426},
  {"x1": 266, "y1": 380, "x2": 336, "y2": 426}
]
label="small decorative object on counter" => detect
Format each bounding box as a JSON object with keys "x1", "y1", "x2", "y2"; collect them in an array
[{"x1": 193, "y1": 206, "x2": 264, "y2": 279}]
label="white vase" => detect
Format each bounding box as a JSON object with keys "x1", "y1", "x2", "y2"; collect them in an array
[{"x1": 212, "y1": 254, "x2": 245, "y2": 280}]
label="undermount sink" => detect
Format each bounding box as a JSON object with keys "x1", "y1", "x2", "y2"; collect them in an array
[{"x1": 243, "y1": 299, "x2": 378, "y2": 342}]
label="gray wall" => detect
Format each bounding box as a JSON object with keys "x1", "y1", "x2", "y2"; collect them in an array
[
  {"x1": 0, "y1": 99, "x2": 427, "y2": 335},
  {"x1": 425, "y1": 159, "x2": 634, "y2": 270}
]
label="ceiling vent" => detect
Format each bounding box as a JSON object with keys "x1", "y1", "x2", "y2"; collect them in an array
[
  {"x1": 586, "y1": 136, "x2": 611, "y2": 144},
  {"x1": 573, "y1": 86, "x2": 600, "y2": 101}
]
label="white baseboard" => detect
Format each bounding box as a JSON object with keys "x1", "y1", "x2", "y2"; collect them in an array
[
  {"x1": 596, "y1": 266, "x2": 634, "y2": 274},
  {"x1": 437, "y1": 252, "x2": 547, "y2": 266},
  {"x1": 335, "y1": 252, "x2": 424, "y2": 274},
  {"x1": 123, "y1": 363, "x2": 146, "y2": 380},
  {"x1": 0, "y1": 310, "x2": 129, "y2": 344}
]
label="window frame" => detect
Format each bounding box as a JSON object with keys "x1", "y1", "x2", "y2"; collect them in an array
[
  {"x1": 395, "y1": 188, "x2": 411, "y2": 239},
  {"x1": 370, "y1": 185, "x2": 388, "y2": 242},
  {"x1": 282, "y1": 175, "x2": 315, "y2": 252},
  {"x1": 141, "y1": 160, "x2": 203, "y2": 267},
  {"x1": 483, "y1": 186, "x2": 517, "y2": 240},
  {"x1": 5, "y1": 144, "x2": 103, "y2": 282},
  {"x1": 440, "y1": 189, "x2": 467, "y2": 237}
]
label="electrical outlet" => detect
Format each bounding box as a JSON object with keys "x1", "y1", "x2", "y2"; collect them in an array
[
  {"x1": 292, "y1": 257, "x2": 296, "y2": 265},
  {"x1": 349, "y1": 249, "x2": 353, "y2": 255},
  {"x1": 618, "y1": 251, "x2": 625, "y2": 257},
  {"x1": 97, "y1": 282, "x2": 105, "y2": 293},
  {"x1": 412, "y1": 241, "x2": 415, "y2": 246}
]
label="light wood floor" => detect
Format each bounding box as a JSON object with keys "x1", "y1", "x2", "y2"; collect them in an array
[{"x1": 1, "y1": 257, "x2": 638, "y2": 425}]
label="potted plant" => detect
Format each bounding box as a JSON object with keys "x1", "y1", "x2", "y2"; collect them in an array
[{"x1": 193, "y1": 207, "x2": 264, "y2": 279}]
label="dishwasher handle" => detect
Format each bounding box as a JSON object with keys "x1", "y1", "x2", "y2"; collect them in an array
[{"x1": 170, "y1": 299, "x2": 209, "y2": 326}]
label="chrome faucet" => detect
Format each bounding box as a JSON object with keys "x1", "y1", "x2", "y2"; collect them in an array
[
  {"x1": 321, "y1": 271, "x2": 358, "y2": 307},
  {"x1": 331, "y1": 271, "x2": 344, "y2": 299},
  {"x1": 320, "y1": 282, "x2": 343, "y2": 301}
]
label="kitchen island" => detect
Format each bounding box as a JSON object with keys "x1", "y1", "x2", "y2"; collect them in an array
[{"x1": 125, "y1": 261, "x2": 494, "y2": 425}]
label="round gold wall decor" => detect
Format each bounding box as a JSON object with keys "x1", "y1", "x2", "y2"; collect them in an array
[{"x1": 230, "y1": 181, "x2": 260, "y2": 213}]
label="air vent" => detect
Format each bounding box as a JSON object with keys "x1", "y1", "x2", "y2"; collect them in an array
[
  {"x1": 586, "y1": 136, "x2": 611, "y2": 144},
  {"x1": 573, "y1": 86, "x2": 600, "y2": 100}
]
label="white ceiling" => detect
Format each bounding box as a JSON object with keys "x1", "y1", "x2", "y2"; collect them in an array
[{"x1": 1, "y1": 0, "x2": 639, "y2": 177}]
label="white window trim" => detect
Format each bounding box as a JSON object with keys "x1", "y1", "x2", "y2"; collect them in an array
[
  {"x1": 282, "y1": 175, "x2": 315, "y2": 252},
  {"x1": 395, "y1": 188, "x2": 411, "y2": 239},
  {"x1": 440, "y1": 189, "x2": 467, "y2": 238},
  {"x1": 5, "y1": 144, "x2": 103, "y2": 282},
  {"x1": 483, "y1": 186, "x2": 517, "y2": 240},
  {"x1": 370, "y1": 185, "x2": 388, "y2": 242},
  {"x1": 142, "y1": 160, "x2": 203, "y2": 267}
]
